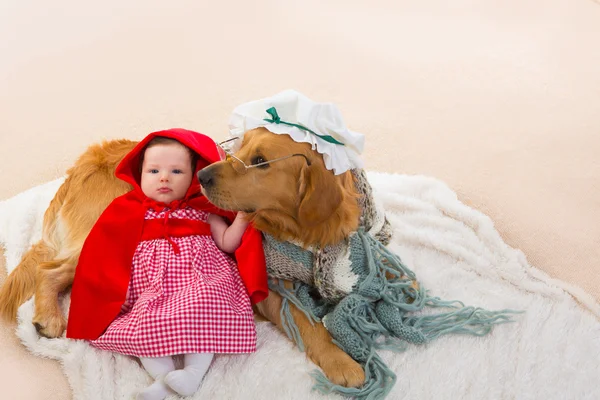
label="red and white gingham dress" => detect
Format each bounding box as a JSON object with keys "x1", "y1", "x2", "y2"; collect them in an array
[{"x1": 91, "y1": 207, "x2": 257, "y2": 357}]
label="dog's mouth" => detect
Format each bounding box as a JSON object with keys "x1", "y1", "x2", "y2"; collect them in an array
[
  {"x1": 200, "y1": 186, "x2": 224, "y2": 207},
  {"x1": 198, "y1": 163, "x2": 251, "y2": 212},
  {"x1": 200, "y1": 185, "x2": 255, "y2": 213}
]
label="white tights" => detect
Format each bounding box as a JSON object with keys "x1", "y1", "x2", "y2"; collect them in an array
[{"x1": 137, "y1": 353, "x2": 214, "y2": 400}]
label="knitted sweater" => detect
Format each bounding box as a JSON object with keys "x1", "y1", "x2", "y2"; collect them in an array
[{"x1": 264, "y1": 169, "x2": 517, "y2": 400}]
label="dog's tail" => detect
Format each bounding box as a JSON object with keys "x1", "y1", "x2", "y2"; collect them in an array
[{"x1": 0, "y1": 176, "x2": 70, "y2": 322}]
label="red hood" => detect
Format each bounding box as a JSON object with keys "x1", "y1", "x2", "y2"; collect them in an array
[{"x1": 116, "y1": 128, "x2": 224, "y2": 199}]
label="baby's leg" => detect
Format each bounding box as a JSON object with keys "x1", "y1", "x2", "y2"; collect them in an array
[
  {"x1": 137, "y1": 356, "x2": 176, "y2": 400},
  {"x1": 164, "y1": 353, "x2": 214, "y2": 397}
]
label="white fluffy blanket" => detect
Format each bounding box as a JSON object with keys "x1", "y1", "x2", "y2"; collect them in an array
[{"x1": 1, "y1": 173, "x2": 599, "y2": 400}]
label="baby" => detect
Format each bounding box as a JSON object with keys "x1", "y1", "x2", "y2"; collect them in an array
[{"x1": 67, "y1": 129, "x2": 268, "y2": 400}]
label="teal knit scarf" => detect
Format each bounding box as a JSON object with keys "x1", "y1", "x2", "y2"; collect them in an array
[{"x1": 264, "y1": 170, "x2": 518, "y2": 399}]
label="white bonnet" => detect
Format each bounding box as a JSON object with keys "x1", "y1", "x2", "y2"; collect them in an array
[{"x1": 228, "y1": 90, "x2": 364, "y2": 175}]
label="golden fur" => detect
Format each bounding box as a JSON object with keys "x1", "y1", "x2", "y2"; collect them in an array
[
  {"x1": 0, "y1": 140, "x2": 135, "y2": 336},
  {"x1": 0, "y1": 128, "x2": 365, "y2": 388}
]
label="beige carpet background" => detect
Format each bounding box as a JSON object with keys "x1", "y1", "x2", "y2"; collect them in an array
[{"x1": 1, "y1": 0, "x2": 599, "y2": 399}]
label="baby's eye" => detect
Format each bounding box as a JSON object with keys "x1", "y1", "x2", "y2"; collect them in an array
[
  {"x1": 148, "y1": 169, "x2": 159, "y2": 174},
  {"x1": 172, "y1": 169, "x2": 183, "y2": 174}
]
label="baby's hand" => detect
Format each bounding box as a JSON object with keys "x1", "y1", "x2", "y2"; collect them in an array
[{"x1": 237, "y1": 211, "x2": 248, "y2": 220}]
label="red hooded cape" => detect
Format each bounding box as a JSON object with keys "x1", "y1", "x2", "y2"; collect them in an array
[{"x1": 66, "y1": 128, "x2": 268, "y2": 340}]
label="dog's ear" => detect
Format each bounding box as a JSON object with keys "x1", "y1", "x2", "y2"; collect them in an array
[{"x1": 298, "y1": 163, "x2": 342, "y2": 227}]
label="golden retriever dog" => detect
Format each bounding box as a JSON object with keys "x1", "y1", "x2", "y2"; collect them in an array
[{"x1": 0, "y1": 127, "x2": 366, "y2": 388}]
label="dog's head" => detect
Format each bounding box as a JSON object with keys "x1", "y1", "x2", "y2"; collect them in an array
[{"x1": 198, "y1": 128, "x2": 360, "y2": 247}]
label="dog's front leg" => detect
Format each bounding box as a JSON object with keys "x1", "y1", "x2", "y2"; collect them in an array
[
  {"x1": 255, "y1": 287, "x2": 365, "y2": 388},
  {"x1": 32, "y1": 254, "x2": 78, "y2": 338}
]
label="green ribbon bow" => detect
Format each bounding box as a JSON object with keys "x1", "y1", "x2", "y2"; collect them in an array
[{"x1": 263, "y1": 107, "x2": 345, "y2": 146}]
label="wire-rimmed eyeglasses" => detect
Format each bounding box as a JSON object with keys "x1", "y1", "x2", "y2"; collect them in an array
[{"x1": 216, "y1": 137, "x2": 311, "y2": 175}]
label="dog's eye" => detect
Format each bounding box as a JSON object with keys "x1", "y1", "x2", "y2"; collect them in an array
[{"x1": 251, "y1": 156, "x2": 268, "y2": 168}]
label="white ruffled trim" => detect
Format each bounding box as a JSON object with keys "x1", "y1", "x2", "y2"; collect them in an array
[{"x1": 228, "y1": 90, "x2": 364, "y2": 175}]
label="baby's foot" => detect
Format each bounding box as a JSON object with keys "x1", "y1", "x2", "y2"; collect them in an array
[
  {"x1": 164, "y1": 369, "x2": 203, "y2": 397},
  {"x1": 136, "y1": 378, "x2": 175, "y2": 400}
]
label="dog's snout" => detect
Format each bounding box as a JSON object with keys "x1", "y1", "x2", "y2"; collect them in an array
[{"x1": 197, "y1": 169, "x2": 214, "y2": 188}]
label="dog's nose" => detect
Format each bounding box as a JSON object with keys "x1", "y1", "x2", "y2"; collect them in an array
[{"x1": 197, "y1": 169, "x2": 214, "y2": 188}]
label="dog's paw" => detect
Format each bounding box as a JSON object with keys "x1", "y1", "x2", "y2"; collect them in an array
[
  {"x1": 32, "y1": 314, "x2": 66, "y2": 338},
  {"x1": 318, "y1": 349, "x2": 365, "y2": 388}
]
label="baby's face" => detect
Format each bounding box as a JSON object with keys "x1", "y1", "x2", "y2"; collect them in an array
[{"x1": 140, "y1": 143, "x2": 193, "y2": 203}]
